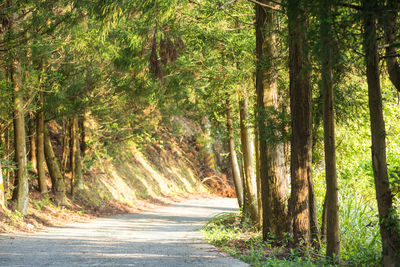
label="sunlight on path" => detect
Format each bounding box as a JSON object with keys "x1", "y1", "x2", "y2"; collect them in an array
[{"x1": 0, "y1": 198, "x2": 248, "y2": 267}]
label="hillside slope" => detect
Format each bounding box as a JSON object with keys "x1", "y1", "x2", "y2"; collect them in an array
[{"x1": 0, "y1": 117, "x2": 234, "y2": 233}]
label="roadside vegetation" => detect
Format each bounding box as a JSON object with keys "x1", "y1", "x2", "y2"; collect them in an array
[{"x1": 0, "y1": 1, "x2": 400, "y2": 266}]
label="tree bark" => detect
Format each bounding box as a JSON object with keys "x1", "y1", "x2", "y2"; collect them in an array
[
  {"x1": 227, "y1": 102, "x2": 244, "y2": 208},
  {"x1": 9, "y1": 20, "x2": 29, "y2": 215},
  {"x1": 255, "y1": 0, "x2": 289, "y2": 241},
  {"x1": 0, "y1": 161, "x2": 5, "y2": 209},
  {"x1": 36, "y1": 93, "x2": 48, "y2": 195},
  {"x1": 44, "y1": 124, "x2": 67, "y2": 205},
  {"x1": 254, "y1": 131, "x2": 263, "y2": 228},
  {"x1": 71, "y1": 114, "x2": 83, "y2": 195},
  {"x1": 239, "y1": 91, "x2": 258, "y2": 225},
  {"x1": 362, "y1": 1, "x2": 400, "y2": 265},
  {"x1": 28, "y1": 118, "x2": 37, "y2": 173},
  {"x1": 320, "y1": 0, "x2": 339, "y2": 260},
  {"x1": 287, "y1": 0, "x2": 312, "y2": 244}
]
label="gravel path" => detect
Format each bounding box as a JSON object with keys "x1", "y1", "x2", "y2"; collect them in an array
[{"x1": 0, "y1": 198, "x2": 248, "y2": 267}]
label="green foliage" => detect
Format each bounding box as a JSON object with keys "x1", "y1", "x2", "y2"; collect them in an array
[{"x1": 202, "y1": 212, "x2": 333, "y2": 267}]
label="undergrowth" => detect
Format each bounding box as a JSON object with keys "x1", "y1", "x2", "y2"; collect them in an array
[{"x1": 202, "y1": 206, "x2": 382, "y2": 267}]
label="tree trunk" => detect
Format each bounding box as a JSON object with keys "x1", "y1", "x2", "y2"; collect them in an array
[
  {"x1": 320, "y1": 0, "x2": 339, "y2": 259},
  {"x1": 28, "y1": 118, "x2": 37, "y2": 173},
  {"x1": 321, "y1": 194, "x2": 327, "y2": 243},
  {"x1": 70, "y1": 117, "x2": 76, "y2": 194},
  {"x1": 72, "y1": 114, "x2": 83, "y2": 195},
  {"x1": 362, "y1": 1, "x2": 400, "y2": 264},
  {"x1": 254, "y1": 131, "x2": 263, "y2": 229},
  {"x1": 256, "y1": 0, "x2": 288, "y2": 241},
  {"x1": 10, "y1": 32, "x2": 29, "y2": 215},
  {"x1": 36, "y1": 94, "x2": 48, "y2": 195},
  {"x1": 239, "y1": 92, "x2": 258, "y2": 225},
  {"x1": 44, "y1": 124, "x2": 67, "y2": 205},
  {"x1": 227, "y1": 102, "x2": 244, "y2": 208},
  {"x1": 79, "y1": 114, "x2": 87, "y2": 157},
  {"x1": 0, "y1": 161, "x2": 5, "y2": 209},
  {"x1": 287, "y1": 0, "x2": 312, "y2": 244}
]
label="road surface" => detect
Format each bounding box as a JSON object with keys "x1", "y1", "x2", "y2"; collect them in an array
[{"x1": 0, "y1": 197, "x2": 248, "y2": 267}]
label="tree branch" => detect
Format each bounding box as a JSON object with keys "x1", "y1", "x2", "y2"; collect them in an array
[{"x1": 246, "y1": 0, "x2": 281, "y2": 11}]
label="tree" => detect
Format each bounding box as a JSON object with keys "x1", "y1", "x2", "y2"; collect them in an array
[
  {"x1": 36, "y1": 93, "x2": 48, "y2": 195},
  {"x1": 239, "y1": 87, "x2": 258, "y2": 224},
  {"x1": 362, "y1": 0, "x2": 400, "y2": 264},
  {"x1": 44, "y1": 124, "x2": 67, "y2": 206},
  {"x1": 227, "y1": 99, "x2": 244, "y2": 207},
  {"x1": 320, "y1": 0, "x2": 339, "y2": 260},
  {"x1": 255, "y1": 0, "x2": 289, "y2": 240},
  {"x1": 8, "y1": 6, "x2": 29, "y2": 214},
  {"x1": 287, "y1": 0, "x2": 313, "y2": 244}
]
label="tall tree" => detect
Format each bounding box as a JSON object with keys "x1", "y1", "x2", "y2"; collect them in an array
[
  {"x1": 0, "y1": 161, "x2": 5, "y2": 209},
  {"x1": 71, "y1": 113, "x2": 83, "y2": 195},
  {"x1": 287, "y1": 0, "x2": 313, "y2": 244},
  {"x1": 36, "y1": 93, "x2": 48, "y2": 195},
  {"x1": 44, "y1": 124, "x2": 67, "y2": 205},
  {"x1": 227, "y1": 100, "x2": 244, "y2": 208},
  {"x1": 320, "y1": 0, "x2": 339, "y2": 260},
  {"x1": 255, "y1": 0, "x2": 288, "y2": 240},
  {"x1": 239, "y1": 88, "x2": 258, "y2": 224},
  {"x1": 362, "y1": 0, "x2": 400, "y2": 265},
  {"x1": 9, "y1": 7, "x2": 29, "y2": 215}
]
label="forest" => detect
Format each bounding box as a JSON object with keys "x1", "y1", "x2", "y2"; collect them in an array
[{"x1": 0, "y1": 0, "x2": 399, "y2": 266}]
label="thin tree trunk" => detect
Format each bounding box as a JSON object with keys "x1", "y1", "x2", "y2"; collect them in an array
[
  {"x1": 28, "y1": 118, "x2": 37, "y2": 173},
  {"x1": 362, "y1": 1, "x2": 400, "y2": 264},
  {"x1": 61, "y1": 120, "x2": 70, "y2": 178},
  {"x1": 320, "y1": 0, "x2": 339, "y2": 259},
  {"x1": 70, "y1": 117, "x2": 76, "y2": 194},
  {"x1": 227, "y1": 102, "x2": 244, "y2": 208},
  {"x1": 254, "y1": 130, "x2": 263, "y2": 229},
  {"x1": 44, "y1": 124, "x2": 67, "y2": 205},
  {"x1": 308, "y1": 172, "x2": 320, "y2": 249},
  {"x1": 72, "y1": 114, "x2": 83, "y2": 194},
  {"x1": 256, "y1": 0, "x2": 288, "y2": 241},
  {"x1": 321, "y1": 194, "x2": 327, "y2": 243},
  {"x1": 36, "y1": 93, "x2": 48, "y2": 195},
  {"x1": 79, "y1": 114, "x2": 87, "y2": 157},
  {"x1": 0, "y1": 161, "x2": 5, "y2": 209},
  {"x1": 287, "y1": 0, "x2": 312, "y2": 245},
  {"x1": 239, "y1": 91, "x2": 258, "y2": 224},
  {"x1": 10, "y1": 25, "x2": 29, "y2": 215}
]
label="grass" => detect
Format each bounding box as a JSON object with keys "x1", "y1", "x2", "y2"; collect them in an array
[
  {"x1": 202, "y1": 204, "x2": 384, "y2": 267},
  {"x1": 201, "y1": 213, "x2": 332, "y2": 267}
]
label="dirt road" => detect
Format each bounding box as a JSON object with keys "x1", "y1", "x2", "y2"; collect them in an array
[{"x1": 0, "y1": 198, "x2": 248, "y2": 266}]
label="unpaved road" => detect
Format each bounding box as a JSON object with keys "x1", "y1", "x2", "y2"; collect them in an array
[{"x1": 0, "y1": 198, "x2": 248, "y2": 267}]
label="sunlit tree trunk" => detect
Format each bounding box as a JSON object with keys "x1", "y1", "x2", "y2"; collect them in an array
[
  {"x1": 256, "y1": 0, "x2": 288, "y2": 240},
  {"x1": 0, "y1": 161, "x2": 5, "y2": 209},
  {"x1": 44, "y1": 124, "x2": 67, "y2": 205},
  {"x1": 9, "y1": 14, "x2": 29, "y2": 215},
  {"x1": 362, "y1": 1, "x2": 400, "y2": 264},
  {"x1": 71, "y1": 114, "x2": 83, "y2": 195},
  {"x1": 36, "y1": 93, "x2": 48, "y2": 195},
  {"x1": 227, "y1": 101, "x2": 244, "y2": 207},
  {"x1": 287, "y1": 0, "x2": 312, "y2": 244},
  {"x1": 320, "y1": 0, "x2": 339, "y2": 260},
  {"x1": 28, "y1": 118, "x2": 37, "y2": 173},
  {"x1": 239, "y1": 90, "x2": 258, "y2": 224}
]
